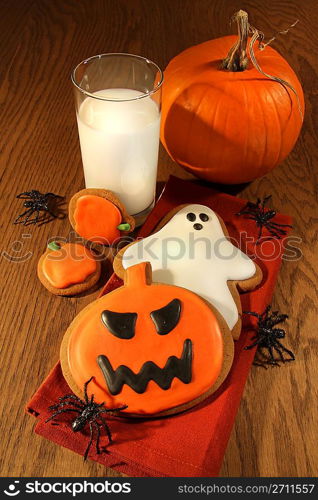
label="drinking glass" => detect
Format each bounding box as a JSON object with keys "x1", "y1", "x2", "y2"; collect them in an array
[{"x1": 72, "y1": 53, "x2": 163, "y2": 223}]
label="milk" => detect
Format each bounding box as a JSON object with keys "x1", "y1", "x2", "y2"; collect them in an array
[{"x1": 77, "y1": 88, "x2": 161, "y2": 215}]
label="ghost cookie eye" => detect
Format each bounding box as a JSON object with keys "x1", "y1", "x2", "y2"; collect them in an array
[
  {"x1": 199, "y1": 213, "x2": 209, "y2": 222},
  {"x1": 101, "y1": 310, "x2": 137, "y2": 339},
  {"x1": 186, "y1": 212, "x2": 196, "y2": 222}
]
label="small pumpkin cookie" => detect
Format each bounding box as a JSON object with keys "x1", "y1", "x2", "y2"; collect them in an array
[
  {"x1": 38, "y1": 241, "x2": 101, "y2": 296},
  {"x1": 69, "y1": 189, "x2": 135, "y2": 245},
  {"x1": 60, "y1": 261, "x2": 234, "y2": 417}
]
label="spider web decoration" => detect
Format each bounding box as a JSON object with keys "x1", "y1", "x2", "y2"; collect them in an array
[
  {"x1": 46, "y1": 377, "x2": 127, "y2": 461},
  {"x1": 244, "y1": 305, "x2": 295, "y2": 367},
  {"x1": 14, "y1": 190, "x2": 65, "y2": 226},
  {"x1": 236, "y1": 195, "x2": 292, "y2": 244}
]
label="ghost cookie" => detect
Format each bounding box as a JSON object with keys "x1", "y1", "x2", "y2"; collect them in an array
[
  {"x1": 60, "y1": 262, "x2": 234, "y2": 417},
  {"x1": 38, "y1": 241, "x2": 101, "y2": 296},
  {"x1": 114, "y1": 204, "x2": 262, "y2": 340},
  {"x1": 69, "y1": 188, "x2": 135, "y2": 245}
]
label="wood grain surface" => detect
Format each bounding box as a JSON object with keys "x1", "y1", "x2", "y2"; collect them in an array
[{"x1": 0, "y1": 0, "x2": 317, "y2": 477}]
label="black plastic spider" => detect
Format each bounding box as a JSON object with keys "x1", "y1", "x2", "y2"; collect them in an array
[
  {"x1": 236, "y1": 195, "x2": 292, "y2": 244},
  {"x1": 244, "y1": 305, "x2": 295, "y2": 366},
  {"x1": 46, "y1": 377, "x2": 127, "y2": 460},
  {"x1": 14, "y1": 190, "x2": 64, "y2": 225}
]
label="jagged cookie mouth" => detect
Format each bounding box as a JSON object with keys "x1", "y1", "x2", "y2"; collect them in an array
[{"x1": 97, "y1": 339, "x2": 192, "y2": 395}]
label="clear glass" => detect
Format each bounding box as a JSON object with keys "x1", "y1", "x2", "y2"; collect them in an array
[{"x1": 72, "y1": 53, "x2": 163, "y2": 223}]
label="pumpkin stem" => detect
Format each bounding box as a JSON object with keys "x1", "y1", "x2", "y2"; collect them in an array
[
  {"x1": 221, "y1": 10, "x2": 303, "y2": 119},
  {"x1": 48, "y1": 241, "x2": 61, "y2": 251},
  {"x1": 117, "y1": 222, "x2": 131, "y2": 232},
  {"x1": 221, "y1": 10, "x2": 249, "y2": 71},
  {"x1": 124, "y1": 262, "x2": 152, "y2": 287}
]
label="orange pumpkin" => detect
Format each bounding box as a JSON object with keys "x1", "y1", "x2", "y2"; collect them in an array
[
  {"x1": 161, "y1": 10, "x2": 304, "y2": 184},
  {"x1": 61, "y1": 262, "x2": 233, "y2": 416}
]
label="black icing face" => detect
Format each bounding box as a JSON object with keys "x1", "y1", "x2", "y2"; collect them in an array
[
  {"x1": 101, "y1": 298, "x2": 181, "y2": 339},
  {"x1": 150, "y1": 298, "x2": 181, "y2": 335},
  {"x1": 186, "y1": 211, "x2": 209, "y2": 230},
  {"x1": 98, "y1": 298, "x2": 191, "y2": 396},
  {"x1": 101, "y1": 310, "x2": 137, "y2": 339}
]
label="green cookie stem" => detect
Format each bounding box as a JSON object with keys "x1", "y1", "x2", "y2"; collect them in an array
[
  {"x1": 48, "y1": 241, "x2": 61, "y2": 251},
  {"x1": 117, "y1": 223, "x2": 131, "y2": 232}
]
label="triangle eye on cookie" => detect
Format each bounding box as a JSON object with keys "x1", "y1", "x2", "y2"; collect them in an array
[{"x1": 113, "y1": 204, "x2": 263, "y2": 340}]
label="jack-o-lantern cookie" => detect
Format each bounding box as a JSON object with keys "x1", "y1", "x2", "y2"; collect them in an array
[
  {"x1": 38, "y1": 241, "x2": 101, "y2": 296},
  {"x1": 69, "y1": 189, "x2": 135, "y2": 245},
  {"x1": 114, "y1": 204, "x2": 263, "y2": 340},
  {"x1": 61, "y1": 262, "x2": 234, "y2": 417}
]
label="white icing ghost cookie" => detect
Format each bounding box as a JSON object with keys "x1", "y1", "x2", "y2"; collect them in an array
[{"x1": 114, "y1": 204, "x2": 262, "y2": 339}]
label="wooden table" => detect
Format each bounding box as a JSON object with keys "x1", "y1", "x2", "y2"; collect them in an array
[{"x1": 1, "y1": 0, "x2": 317, "y2": 477}]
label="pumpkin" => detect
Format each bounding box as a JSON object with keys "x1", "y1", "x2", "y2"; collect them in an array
[
  {"x1": 61, "y1": 262, "x2": 234, "y2": 416},
  {"x1": 161, "y1": 10, "x2": 304, "y2": 184}
]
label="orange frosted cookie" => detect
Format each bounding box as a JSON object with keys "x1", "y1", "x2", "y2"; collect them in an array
[
  {"x1": 38, "y1": 242, "x2": 101, "y2": 296},
  {"x1": 60, "y1": 262, "x2": 234, "y2": 417},
  {"x1": 69, "y1": 189, "x2": 135, "y2": 245}
]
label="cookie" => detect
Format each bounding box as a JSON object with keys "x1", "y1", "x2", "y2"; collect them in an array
[
  {"x1": 69, "y1": 188, "x2": 135, "y2": 245},
  {"x1": 37, "y1": 241, "x2": 101, "y2": 296},
  {"x1": 60, "y1": 262, "x2": 234, "y2": 417},
  {"x1": 113, "y1": 204, "x2": 263, "y2": 340}
]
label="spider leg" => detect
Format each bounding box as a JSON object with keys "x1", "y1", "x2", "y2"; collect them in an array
[
  {"x1": 24, "y1": 209, "x2": 37, "y2": 225},
  {"x1": 252, "y1": 347, "x2": 270, "y2": 367},
  {"x1": 265, "y1": 226, "x2": 284, "y2": 238},
  {"x1": 244, "y1": 339, "x2": 261, "y2": 350},
  {"x1": 266, "y1": 223, "x2": 281, "y2": 232},
  {"x1": 273, "y1": 345, "x2": 286, "y2": 363},
  {"x1": 45, "y1": 193, "x2": 63, "y2": 198},
  {"x1": 84, "y1": 423, "x2": 94, "y2": 461},
  {"x1": 84, "y1": 377, "x2": 94, "y2": 404},
  {"x1": 14, "y1": 208, "x2": 34, "y2": 224},
  {"x1": 268, "y1": 221, "x2": 293, "y2": 228},
  {"x1": 268, "y1": 346, "x2": 279, "y2": 366},
  {"x1": 243, "y1": 214, "x2": 258, "y2": 222},
  {"x1": 31, "y1": 210, "x2": 41, "y2": 225},
  {"x1": 275, "y1": 341, "x2": 295, "y2": 360},
  {"x1": 266, "y1": 222, "x2": 287, "y2": 234},
  {"x1": 36, "y1": 212, "x2": 51, "y2": 225},
  {"x1": 261, "y1": 305, "x2": 271, "y2": 318},
  {"x1": 98, "y1": 414, "x2": 113, "y2": 443},
  {"x1": 257, "y1": 347, "x2": 270, "y2": 361},
  {"x1": 49, "y1": 401, "x2": 84, "y2": 411},
  {"x1": 47, "y1": 209, "x2": 58, "y2": 219},
  {"x1": 45, "y1": 408, "x2": 80, "y2": 423},
  {"x1": 274, "y1": 314, "x2": 288, "y2": 325},
  {"x1": 243, "y1": 311, "x2": 261, "y2": 320},
  {"x1": 16, "y1": 192, "x2": 33, "y2": 199},
  {"x1": 115, "y1": 405, "x2": 128, "y2": 411},
  {"x1": 263, "y1": 195, "x2": 272, "y2": 207},
  {"x1": 92, "y1": 422, "x2": 101, "y2": 455},
  {"x1": 236, "y1": 208, "x2": 250, "y2": 216},
  {"x1": 99, "y1": 404, "x2": 128, "y2": 413}
]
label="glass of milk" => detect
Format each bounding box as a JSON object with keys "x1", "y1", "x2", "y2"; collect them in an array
[{"x1": 72, "y1": 53, "x2": 163, "y2": 224}]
